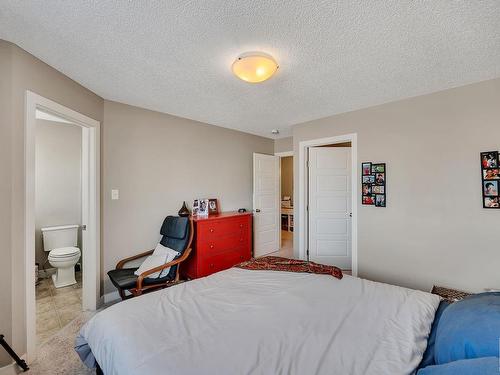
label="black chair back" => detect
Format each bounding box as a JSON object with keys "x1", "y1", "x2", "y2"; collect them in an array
[{"x1": 159, "y1": 216, "x2": 191, "y2": 279}]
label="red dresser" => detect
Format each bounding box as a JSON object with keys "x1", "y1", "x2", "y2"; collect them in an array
[{"x1": 182, "y1": 212, "x2": 252, "y2": 279}]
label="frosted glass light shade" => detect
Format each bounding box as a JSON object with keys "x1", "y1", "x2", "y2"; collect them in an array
[{"x1": 232, "y1": 53, "x2": 278, "y2": 83}]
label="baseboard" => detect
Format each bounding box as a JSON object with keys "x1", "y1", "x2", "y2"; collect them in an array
[
  {"x1": 0, "y1": 357, "x2": 27, "y2": 375},
  {"x1": 103, "y1": 291, "x2": 120, "y2": 304}
]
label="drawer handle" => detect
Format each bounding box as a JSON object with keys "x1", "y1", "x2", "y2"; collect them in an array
[
  {"x1": 210, "y1": 263, "x2": 214, "y2": 268},
  {"x1": 209, "y1": 228, "x2": 214, "y2": 233},
  {"x1": 240, "y1": 255, "x2": 243, "y2": 260},
  {"x1": 240, "y1": 238, "x2": 243, "y2": 242},
  {"x1": 239, "y1": 224, "x2": 243, "y2": 228},
  {"x1": 210, "y1": 244, "x2": 214, "y2": 249}
]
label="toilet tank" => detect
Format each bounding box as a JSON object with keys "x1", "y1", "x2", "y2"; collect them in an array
[{"x1": 41, "y1": 225, "x2": 79, "y2": 252}]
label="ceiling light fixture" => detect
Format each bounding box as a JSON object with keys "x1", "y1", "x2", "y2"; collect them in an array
[{"x1": 232, "y1": 52, "x2": 279, "y2": 83}]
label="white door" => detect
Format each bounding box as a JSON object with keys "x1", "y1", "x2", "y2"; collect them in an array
[
  {"x1": 253, "y1": 153, "x2": 280, "y2": 257},
  {"x1": 308, "y1": 147, "x2": 352, "y2": 269}
]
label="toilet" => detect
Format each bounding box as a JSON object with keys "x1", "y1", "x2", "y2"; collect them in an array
[{"x1": 41, "y1": 225, "x2": 81, "y2": 288}]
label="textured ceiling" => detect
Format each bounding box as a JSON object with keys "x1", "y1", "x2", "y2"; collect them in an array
[{"x1": 1, "y1": 1, "x2": 499, "y2": 138}]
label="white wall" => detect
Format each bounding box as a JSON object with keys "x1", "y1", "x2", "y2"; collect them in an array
[
  {"x1": 293, "y1": 78, "x2": 500, "y2": 293},
  {"x1": 35, "y1": 119, "x2": 82, "y2": 264}
]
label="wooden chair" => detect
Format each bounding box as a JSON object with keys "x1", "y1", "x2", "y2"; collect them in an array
[{"x1": 108, "y1": 216, "x2": 193, "y2": 300}]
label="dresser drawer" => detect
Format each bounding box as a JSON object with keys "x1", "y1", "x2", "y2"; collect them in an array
[
  {"x1": 199, "y1": 250, "x2": 247, "y2": 277},
  {"x1": 198, "y1": 233, "x2": 247, "y2": 256},
  {"x1": 197, "y1": 217, "x2": 249, "y2": 242},
  {"x1": 181, "y1": 212, "x2": 252, "y2": 280}
]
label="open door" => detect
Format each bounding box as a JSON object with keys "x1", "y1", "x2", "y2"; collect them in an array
[
  {"x1": 253, "y1": 153, "x2": 280, "y2": 257},
  {"x1": 308, "y1": 147, "x2": 352, "y2": 269}
]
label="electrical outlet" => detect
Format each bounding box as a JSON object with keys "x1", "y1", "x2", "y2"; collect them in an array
[{"x1": 111, "y1": 189, "x2": 119, "y2": 200}]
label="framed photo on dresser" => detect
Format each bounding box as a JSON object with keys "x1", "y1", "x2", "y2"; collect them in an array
[{"x1": 208, "y1": 199, "x2": 219, "y2": 215}]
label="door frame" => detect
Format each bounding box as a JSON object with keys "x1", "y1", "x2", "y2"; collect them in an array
[
  {"x1": 24, "y1": 91, "x2": 101, "y2": 361},
  {"x1": 298, "y1": 133, "x2": 358, "y2": 276}
]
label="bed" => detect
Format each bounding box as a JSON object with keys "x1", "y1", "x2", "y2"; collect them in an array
[{"x1": 76, "y1": 266, "x2": 441, "y2": 375}]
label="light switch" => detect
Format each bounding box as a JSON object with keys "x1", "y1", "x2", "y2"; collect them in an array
[{"x1": 111, "y1": 189, "x2": 119, "y2": 200}]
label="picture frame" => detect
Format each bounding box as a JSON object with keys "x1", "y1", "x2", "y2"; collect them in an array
[
  {"x1": 362, "y1": 196, "x2": 374, "y2": 205},
  {"x1": 192, "y1": 199, "x2": 199, "y2": 216},
  {"x1": 483, "y1": 169, "x2": 500, "y2": 180},
  {"x1": 480, "y1": 151, "x2": 500, "y2": 209},
  {"x1": 362, "y1": 162, "x2": 386, "y2": 207},
  {"x1": 483, "y1": 180, "x2": 498, "y2": 196},
  {"x1": 375, "y1": 194, "x2": 386, "y2": 207},
  {"x1": 198, "y1": 199, "x2": 209, "y2": 216},
  {"x1": 481, "y1": 151, "x2": 498, "y2": 169},
  {"x1": 362, "y1": 175, "x2": 375, "y2": 184},
  {"x1": 371, "y1": 163, "x2": 385, "y2": 173},
  {"x1": 208, "y1": 198, "x2": 219, "y2": 215},
  {"x1": 362, "y1": 162, "x2": 372, "y2": 176}
]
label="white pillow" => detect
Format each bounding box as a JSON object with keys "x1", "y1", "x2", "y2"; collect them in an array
[
  {"x1": 134, "y1": 254, "x2": 167, "y2": 278},
  {"x1": 152, "y1": 243, "x2": 180, "y2": 278}
]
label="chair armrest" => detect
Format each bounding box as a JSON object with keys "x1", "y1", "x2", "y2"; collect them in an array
[
  {"x1": 116, "y1": 249, "x2": 154, "y2": 269},
  {"x1": 136, "y1": 248, "x2": 192, "y2": 290}
]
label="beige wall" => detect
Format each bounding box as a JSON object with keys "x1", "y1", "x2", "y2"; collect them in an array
[
  {"x1": 0, "y1": 40, "x2": 104, "y2": 364},
  {"x1": 35, "y1": 120, "x2": 82, "y2": 264},
  {"x1": 281, "y1": 156, "x2": 293, "y2": 201},
  {"x1": 0, "y1": 39, "x2": 13, "y2": 367},
  {"x1": 1, "y1": 40, "x2": 273, "y2": 361},
  {"x1": 102, "y1": 101, "x2": 273, "y2": 293},
  {"x1": 293, "y1": 78, "x2": 500, "y2": 293},
  {"x1": 274, "y1": 136, "x2": 293, "y2": 153}
]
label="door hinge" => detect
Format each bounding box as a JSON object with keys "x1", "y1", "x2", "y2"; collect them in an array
[{"x1": 306, "y1": 249, "x2": 309, "y2": 257}]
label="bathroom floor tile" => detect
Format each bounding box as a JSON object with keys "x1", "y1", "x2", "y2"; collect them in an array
[
  {"x1": 36, "y1": 287, "x2": 52, "y2": 300},
  {"x1": 53, "y1": 292, "x2": 80, "y2": 308},
  {"x1": 35, "y1": 271, "x2": 82, "y2": 344},
  {"x1": 36, "y1": 297, "x2": 56, "y2": 314},
  {"x1": 52, "y1": 284, "x2": 79, "y2": 296}
]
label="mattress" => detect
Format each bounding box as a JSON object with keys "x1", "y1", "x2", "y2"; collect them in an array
[{"x1": 76, "y1": 268, "x2": 440, "y2": 375}]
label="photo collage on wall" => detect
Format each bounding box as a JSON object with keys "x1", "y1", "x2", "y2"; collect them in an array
[
  {"x1": 481, "y1": 151, "x2": 500, "y2": 208},
  {"x1": 361, "y1": 162, "x2": 386, "y2": 207}
]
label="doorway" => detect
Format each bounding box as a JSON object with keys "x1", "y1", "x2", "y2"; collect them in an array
[
  {"x1": 277, "y1": 152, "x2": 294, "y2": 258},
  {"x1": 298, "y1": 134, "x2": 358, "y2": 276},
  {"x1": 24, "y1": 91, "x2": 100, "y2": 361}
]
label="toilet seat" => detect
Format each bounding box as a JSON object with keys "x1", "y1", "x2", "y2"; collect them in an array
[{"x1": 49, "y1": 246, "x2": 81, "y2": 258}]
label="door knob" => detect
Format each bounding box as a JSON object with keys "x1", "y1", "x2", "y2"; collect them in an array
[{"x1": 255, "y1": 209, "x2": 261, "y2": 213}]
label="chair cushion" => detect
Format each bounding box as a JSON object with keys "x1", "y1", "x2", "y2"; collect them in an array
[
  {"x1": 160, "y1": 216, "x2": 189, "y2": 239},
  {"x1": 134, "y1": 255, "x2": 167, "y2": 278},
  {"x1": 152, "y1": 243, "x2": 180, "y2": 278},
  {"x1": 435, "y1": 292, "x2": 500, "y2": 364},
  {"x1": 107, "y1": 268, "x2": 174, "y2": 290}
]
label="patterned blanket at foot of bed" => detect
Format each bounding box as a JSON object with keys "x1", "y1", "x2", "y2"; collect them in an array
[{"x1": 235, "y1": 256, "x2": 343, "y2": 279}]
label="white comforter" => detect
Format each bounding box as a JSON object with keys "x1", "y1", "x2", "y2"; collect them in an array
[{"x1": 78, "y1": 268, "x2": 440, "y2": 375}]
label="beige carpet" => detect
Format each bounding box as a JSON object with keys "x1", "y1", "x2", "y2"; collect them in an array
[{"x1": 28, "y1": 311, "x2": 97, "y2": 375}]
